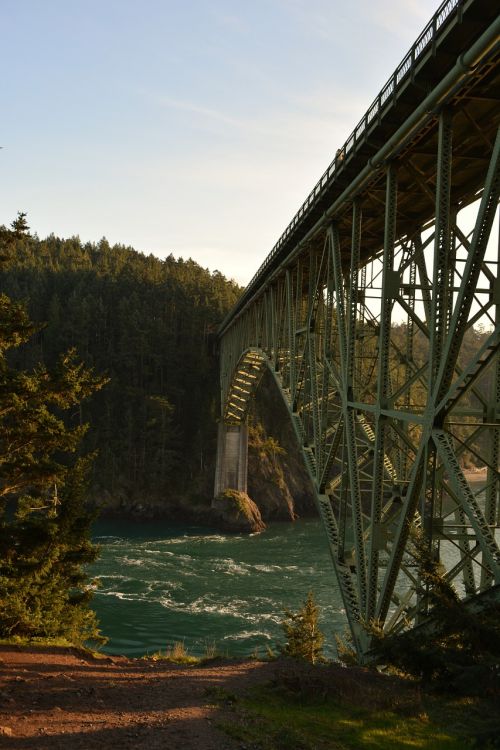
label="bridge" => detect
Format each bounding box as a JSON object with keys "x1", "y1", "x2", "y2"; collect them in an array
[{"x1": 215, "y1": 0, "x2": 500, "y2": 659}]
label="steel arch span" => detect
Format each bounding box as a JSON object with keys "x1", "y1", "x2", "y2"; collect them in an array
[{"x1": 217, "y1": 0, "x2": 500, "y2": 659}]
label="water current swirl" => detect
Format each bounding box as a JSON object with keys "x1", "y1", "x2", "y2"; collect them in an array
[{"x1": 89, "y1": 518, "x2": 345, "y2": 658}]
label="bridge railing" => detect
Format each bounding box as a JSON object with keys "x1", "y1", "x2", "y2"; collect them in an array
[{"x1": 239, "y1": 0, "x2": 462, "y2": 306}]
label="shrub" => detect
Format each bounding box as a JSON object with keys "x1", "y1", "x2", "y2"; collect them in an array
[{"x1": 280, "y1": 591, "x2": 325, "y2": 664}]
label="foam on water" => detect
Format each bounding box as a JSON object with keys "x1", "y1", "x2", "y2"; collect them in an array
[
  {"x1": 89, "y1": 518, "x2": 346, "y2": 658},
  {"x1": 252, "y1": 563, "x2": 299, "y2": 572},
  {"x1": 94, "y1": 535, "x2": 124, "y2": 541},
  {"x1": 211, "y1": 558, "x2": 252, "y2": 576},
  {"x1": 223, "y1": 630, "x2": 272, "y2": 641},
  {"x1": 162, "y1": 534, "x2": 231, "y2": 545}
]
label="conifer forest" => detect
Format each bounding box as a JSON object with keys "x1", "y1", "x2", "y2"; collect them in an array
[{"x1": 0, "y1": 217, "x2": 241, "y2": 514}]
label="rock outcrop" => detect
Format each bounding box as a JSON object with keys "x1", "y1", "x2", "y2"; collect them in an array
[
  {"x1": 247, "y1": 370, "x2": 316, "y2": 521},
  {"x1": 247, "y1": 423, "x2": 297, "y2": 522},
  {"x1": 211, "y1": 489, "x2": 266, "y2": 533}
]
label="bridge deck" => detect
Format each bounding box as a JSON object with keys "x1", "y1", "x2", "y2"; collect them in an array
[{"x1": 220, "y1": 0, "x2": 499, "y2": 334}]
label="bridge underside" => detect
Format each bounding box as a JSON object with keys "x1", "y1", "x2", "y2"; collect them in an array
[{"x1": 217, "y1": 2, "x2": 500, "y2": 659}]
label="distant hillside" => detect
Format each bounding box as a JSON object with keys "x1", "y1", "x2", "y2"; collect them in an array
[
  {"x1": 0, "y1": 221, "x2": 242, "y2": 515},
  {"x1": 0, "y1": 219, "x2": 490, "y2": 520}
]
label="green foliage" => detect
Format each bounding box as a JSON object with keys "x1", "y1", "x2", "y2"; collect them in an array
[
  {"x1": 0, "y1": 220, "x2": 241, "y2": 509},
  {"x1": 220, "y1": 682, "x2": 473, "y2": 750},
  {"x1": 0, "y1": 293, "x2": 38, "y2": 354},
  {"x1": 149, "y1": 640, "x2": 199, "y2": 664},
  {"x1": 218, "y1": 488, "x2": 251, "y2": 518},
  {"x1": 0, "y1": 288, "x2": 107, "y2": 644},
  {"x1": 334, "y1": 629, "x2": 358, "y2": 666},
  {"x1": 249, "y1": 422, "x2": 286, "y2": 462},
  {"x1": 149, "y1": 639, "x2": 224, "y2": 664},
  {"x1": 10, "y1": 211, "x2": 30, "y2": 238},
  {"x1": 280, "y1": 591, "x2": 325, "y2": 664},
  {"x1": 247, "y1": 418, "x2": 294, "y2": 506},
  {"x1": 367, "y1": 531, "x2": 500, "y2": 688}
]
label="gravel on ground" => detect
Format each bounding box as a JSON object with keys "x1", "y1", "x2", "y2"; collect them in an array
[{"x1": 0, "y1": 646, "x2": 279, "y2": 749}]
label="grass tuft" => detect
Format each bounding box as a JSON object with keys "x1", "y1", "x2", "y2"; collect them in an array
[{"x1": 149, "y1": 641, "x2": 199, "y2": 664}]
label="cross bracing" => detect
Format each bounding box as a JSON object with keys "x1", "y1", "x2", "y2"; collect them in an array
[{"x1": 217, "y1": 0, "x2": 500, "y2": 659}]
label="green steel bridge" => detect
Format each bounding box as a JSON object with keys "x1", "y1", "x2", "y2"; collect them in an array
[{"x1": 215, "y1": 0, "x2": 500, "y2": 659}]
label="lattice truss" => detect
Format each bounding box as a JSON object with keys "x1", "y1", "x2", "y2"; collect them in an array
[{"x1": 220, "y1": 118, "x2": 500, "y2": 658}]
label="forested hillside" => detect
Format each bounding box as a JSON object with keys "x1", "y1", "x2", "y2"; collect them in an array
[
  {"x1": 0, "y1": 218, "x2": 241, "y2": 515},
  {"x1": 0, "y1": 216, "x2": 491, "y2": 520}
]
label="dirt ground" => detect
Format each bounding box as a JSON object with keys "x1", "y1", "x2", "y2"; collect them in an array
[{"x1": 0, "y1": 646, "x2": 279, "y2": 749}]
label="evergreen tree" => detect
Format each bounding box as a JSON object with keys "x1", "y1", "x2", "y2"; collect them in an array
[
  {"x1": 0, "y1": 222, "x2": 242, "y2": 508},
  {"x1": 10, "y1": 211, "x2": 30, "y2": 238},
  {"x1": 281, "y1": 591, "x2": 325, "y2": 664},
  {"x1": 366, "y1": 530, "x2": 500, "y2": 686},
  {"x1": 0, "y1": 292, "x2": 107, "y2": 643}
]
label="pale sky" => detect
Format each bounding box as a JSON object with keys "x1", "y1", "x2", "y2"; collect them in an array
[{"x1": 1, "y1": 0, "x2": 440, "y2": 285}]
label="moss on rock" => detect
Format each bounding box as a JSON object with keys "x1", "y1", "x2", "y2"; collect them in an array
[{"x1": 212, "y1": 489, "x2": 266, "y2": 533}]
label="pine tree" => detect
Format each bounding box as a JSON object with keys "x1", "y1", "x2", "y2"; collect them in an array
[
  {"x1": 366, "y1": 529, "x2": 500, "y2": 685},
  {"x1": 10, "y1": 211, "x2": 30, "y2": 238},
  {"x1": 281, "y1": 591, "x2": 325, "y2": 664},
  {"x1": 0, "y1": 292, "x2": 107, "y2": 644}
]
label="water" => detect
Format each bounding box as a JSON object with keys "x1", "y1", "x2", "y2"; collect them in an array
[
  {"x1": 89, "y1": 518, "x2": 346, "y2": 658},
  {"x1": 89, "y1": 495, "x2": 497, "y2": 658}
]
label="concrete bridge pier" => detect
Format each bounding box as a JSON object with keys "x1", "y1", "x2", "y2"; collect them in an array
[{"x1": 213, "y1": 423, "x2": 248, "y2": 497}]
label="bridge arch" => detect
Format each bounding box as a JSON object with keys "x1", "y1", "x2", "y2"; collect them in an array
[
  {"x1": 216, "y1": 345, "x2": 400, "y2": 653},
  {"x1": 222, "y1": 348, "x2": 268, "y2": 426}
]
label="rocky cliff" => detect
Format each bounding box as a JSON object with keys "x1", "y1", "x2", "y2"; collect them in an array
[{"x1": 247, "y1": 370, "x2": 316, "y2": 522}]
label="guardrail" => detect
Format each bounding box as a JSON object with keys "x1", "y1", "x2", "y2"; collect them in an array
[{"x1": 240, "y1": 0, "x2": 462, "y2": 300}]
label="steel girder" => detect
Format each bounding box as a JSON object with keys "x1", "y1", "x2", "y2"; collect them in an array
[{"x1": 218, "y1": 19, "x2": 500, "y2": 660}]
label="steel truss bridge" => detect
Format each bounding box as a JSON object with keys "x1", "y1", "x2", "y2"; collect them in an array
[{"x1": 216, "y1": 0, "x2": 500, "y2": 659}]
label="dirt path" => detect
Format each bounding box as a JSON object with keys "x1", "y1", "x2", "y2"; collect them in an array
[{"x1": 0, "y1": 646, "x2": 278, "y2": 749}]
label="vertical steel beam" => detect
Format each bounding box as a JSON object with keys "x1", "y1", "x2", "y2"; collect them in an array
[
  {"x1": 269, "y1": 285, "x2": 277, "y2": 370},
  {"x1": 286, "y1": 269, "x2": 296, "y2": 400},
  {"x1": 347, "y1": 202, "x2": 361, "y2": 393},
  {"x1": 331, "y1": 219, "x2": 367, "y2": 614},
  {"x1": 434, "y1": 126, "x2": 500, "y2": 405},
  {"x1": 318, "y1": 241, "x2": 334, "y2": 479},
  {"x1": 430, "y1": 109, "x2": 454, "y2": 392},
  {"x1": 368, "y1": 162, "x2": 398, "y2": 622},
  {"x1": 403, "y1": 250, "x2": 416, "y2": 479},
  {"x1": 481, "y1": 222, "x2": 500, "y2": 589},
  {"x1": 414, "y1": 232, "x2": 432, "y2": 326},
  {"x1": 306, "y1": 247, "x2": 321, "y2": 466}
]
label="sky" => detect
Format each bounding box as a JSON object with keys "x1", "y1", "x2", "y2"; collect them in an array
[{"x1": 1, "y1": 0, "x2": 441, "y2": 285}]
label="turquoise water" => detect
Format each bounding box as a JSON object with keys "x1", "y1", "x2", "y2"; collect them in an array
[{"x1": 89, "y1": 518, "x2": 346, "y2": 658}]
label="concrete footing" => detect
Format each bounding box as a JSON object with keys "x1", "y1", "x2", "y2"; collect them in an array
[{"x1": 213, "y1": 423, "x2": 248, "y2": 498}]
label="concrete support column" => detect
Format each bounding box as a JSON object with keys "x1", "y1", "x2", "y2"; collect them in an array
[{"x1": 213, "y1": 423, "x2": 248, "y2": 498}]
